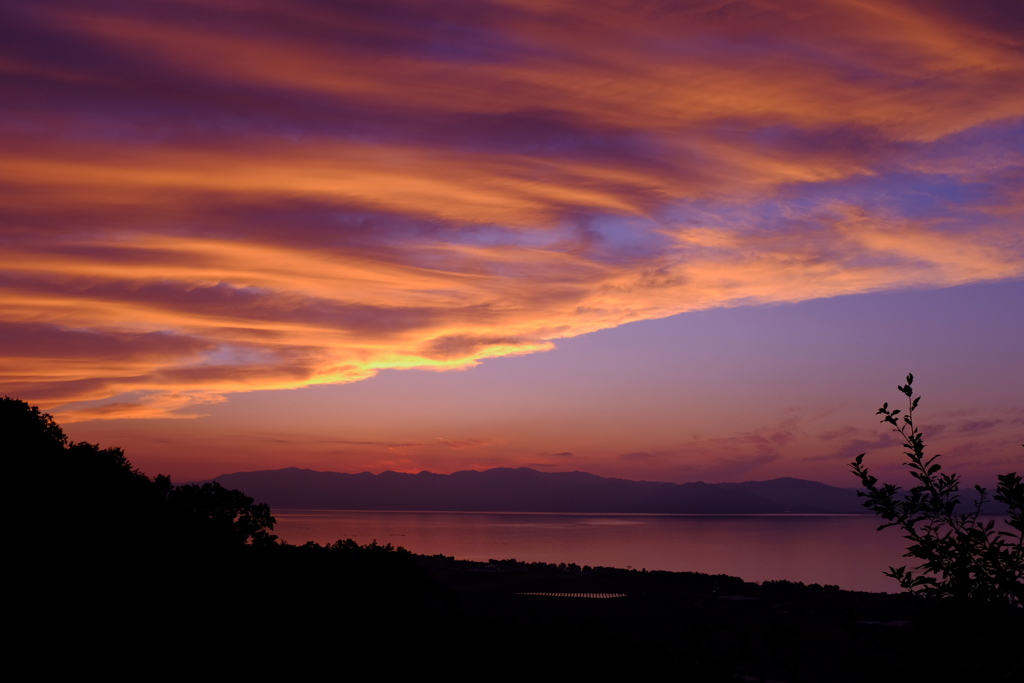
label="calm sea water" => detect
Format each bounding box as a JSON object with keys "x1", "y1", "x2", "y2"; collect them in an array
[{"x1": 272, "y1": 510, "x2": 921, "y2": 593}]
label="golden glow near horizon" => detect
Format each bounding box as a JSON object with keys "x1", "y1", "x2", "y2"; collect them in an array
[{"x1": 2, "y1": 0, "x2": 1022, "y2": 423}]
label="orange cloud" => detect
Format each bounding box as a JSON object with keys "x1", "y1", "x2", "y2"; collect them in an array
[{"x1": 2, "y1": 0, "x2": 1022, "y2": 419}]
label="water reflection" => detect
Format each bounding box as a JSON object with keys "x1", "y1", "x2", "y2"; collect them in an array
[{"x1": 273, "y1": 510, "x2": 929, "y2": 592}]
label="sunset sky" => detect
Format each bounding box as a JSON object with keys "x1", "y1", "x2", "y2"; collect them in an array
[{"x1": 3, "y1": 0, "x2": 1021, "y2": 487}]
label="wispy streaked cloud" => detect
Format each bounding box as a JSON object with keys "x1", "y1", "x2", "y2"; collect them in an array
[{"x1": 2, "y1": 0, "x2": 1022, "y2": 420}]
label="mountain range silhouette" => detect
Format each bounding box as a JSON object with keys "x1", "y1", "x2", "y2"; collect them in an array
[{"x1": 210, "y1": 467, "x2": 868, "y2": 514}]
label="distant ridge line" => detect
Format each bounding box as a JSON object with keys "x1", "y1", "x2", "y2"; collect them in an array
[
  {"x1": 210, "y1": 466, "x2": 869, "y2": 515},
  {"x1": 516, "y1": 592, "x2": 628, "y2": 599}
]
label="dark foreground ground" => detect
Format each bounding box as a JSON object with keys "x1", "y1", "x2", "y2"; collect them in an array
[
  {"x1": 37, "y1": 542, "x2": 1021, "y2": 682},
  {"x1": 17, "y1": 398, "x2": 1018, "y2": 681},
  {"x1": 418, "y1": 554, "x2": 1023, "y2": 682}
]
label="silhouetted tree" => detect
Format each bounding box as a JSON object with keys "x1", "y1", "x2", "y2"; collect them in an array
[
  {"x1": 851, "y1": 375, "x2": 1023, "y2": 606},
  {"x1": 169, "y1": 481, "x2": 277, "y2": 547},
  {"x1": 4, "y1": 396, "x2": 67, "y2": 456},
  {"x1": 3, "y1": 397, "x2": 276, "y2": 551}
]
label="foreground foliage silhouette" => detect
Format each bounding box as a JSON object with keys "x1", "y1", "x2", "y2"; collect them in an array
[
  {"x1": 5, "y1": 396, "x2": 278, "y2": 549},
  {"x1": 850, "y1": 375, "x2": 1023, "y2": 607},
  {"x1": 9, "y1": 395, "x2": 1021, "y2": 680},
  {"x1": 7, "y1": 396, "x2": 442, "y2": 675}
]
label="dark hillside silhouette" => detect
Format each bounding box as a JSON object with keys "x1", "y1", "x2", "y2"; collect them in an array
[
  {"x1": 7, "y1": 396, "x2": 438, "y2": 675},
  {"x1": 8, "y1": 396, "x2": 1020, "y2": 681},
  {"x1": 4, "y1": 397, "x2": 277, "y2": 554}
]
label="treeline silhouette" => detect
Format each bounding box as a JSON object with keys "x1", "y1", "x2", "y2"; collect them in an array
[
  {"x1": 10, "y1": 397, "x2": 436, "y2": 675},
  {"x1": 10, "y1": 397, "x2": 1021, "y2": 681}
]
